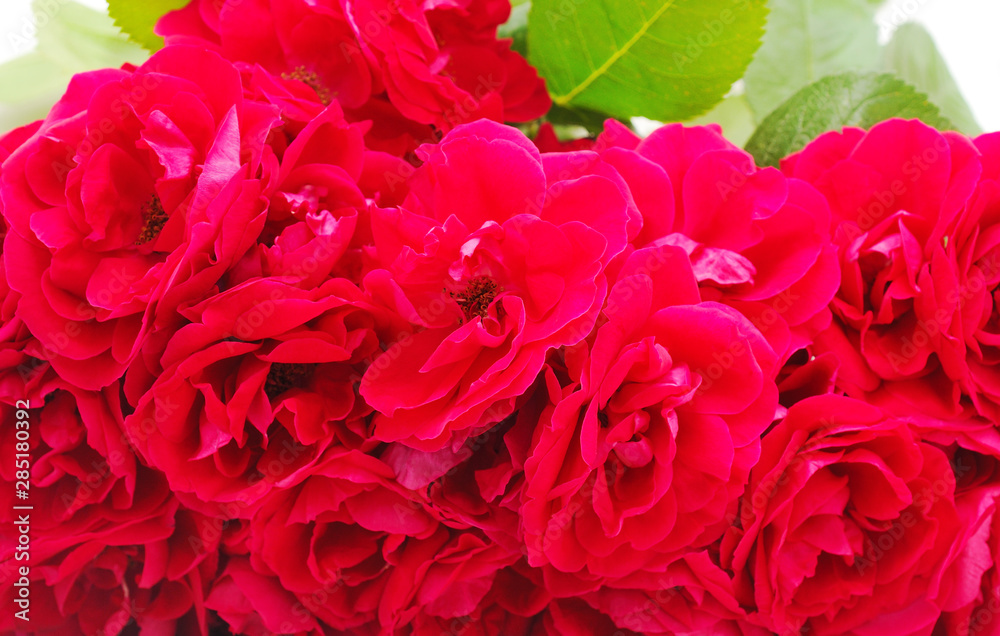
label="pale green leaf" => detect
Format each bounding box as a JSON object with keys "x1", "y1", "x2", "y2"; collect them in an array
[
  {"x1": 744, "y1": 0, "x2": 880, "y2": 120},
  {"x1": 881, "y1": 22, "x2": 980, "y2": 135},
  {"x1": 527, "y1": 0, "x2": 768, "y2": 122},
  {"x1": 0, "y1": 52, "x2": 73, "y2": 103},
  {"x1": 0, "y1": 1, "x2": 149, "y2": 132},
  {"x1": 499, "y1": 3, "x2": 530, "y2": 56},
  {"x1": 686, "y1": 92, "x2": 755, "y2": 146},
  {"x1": 745, "y1": 72, "x2": 952, "y2": 167},
  {"x1": 36, "y1": 0, "x2": 148, "y2": 70}
]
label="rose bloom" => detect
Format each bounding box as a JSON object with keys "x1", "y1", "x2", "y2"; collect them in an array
[
  {"x1": 722, "y1": 394, "x2": 966, "y2": 634},
  {"x1": 157, "y1": 0, "x2": 550, "y2": 155},
  {"x1": 592, "y1": 120, "x2": 840, "y2": 363},
  {"x1": 781, "y1": 118, "x2": 1000, "y2": 423},
  {"x1": 522, "y1": 244, "x2": 778, "y2": 587},
  {"x1": 580, "y1": 551, "x2": 753, "y2": 635},
  {"x1": 359, "y1": 119, "x2": 637, "y2": 451},
  {"x1": 0, "y1": 261, "x2": 46, "y2": 403},
  {"x1": 209, "y1": 450, "x2": 542, "y2": 636},
  {"x1": 913, "y1": 416, "x2": 1000, "y2": 634},
  {"x1": 1, "y1": 46, "x2": 282, "y2": 390},
  {"x1": 0, "y1": 505, "x2": 222, "y2": 636},
  {"x1": 0, "y1": 380, "x2": 152, "y2": 547},
  {"x1": 208, "y1": 449, "x2": 438, "y2": 634},
  {"x1": 224, "y1": 99, "x2": 371, "y2": 289},
  {"x1": 376, "y1": 367, "x2": 551, "y2": 560},
  {"x1": 123, "y1": 277, "x2": 390, "y2": 505},
  {"x1": 0, "y1": 123, "x2": 45, "y2": 399},
  {"x1": 0, "y1": 381, "x2": 216, "y2": 635},
  {"x1": 374, "y1": 529, "x2": 525, "y2": 634},
  {"x1": 937, "y1": 131, "x2": 1000, "y2": 423}
]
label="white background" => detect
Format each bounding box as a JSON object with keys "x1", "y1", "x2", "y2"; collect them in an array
[
  {"x1": 874, "y1": 0, "x2": 1000, "y2": 132},
  {"x1": 0, "y1": 0, "x2": 999, "y2": 132},
  {"x1": 1, "y1": 0, "x2": 109, "y2": 59}
]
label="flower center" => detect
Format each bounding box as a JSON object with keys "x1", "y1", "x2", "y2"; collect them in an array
[
  {"x1": 451, "y1": 276, "x2": 501, "y2": 322},
  {"x1": 135, "y1": 196, "x2": 168, "y2": 245},
  {"x1": 282, "y1": 66, "x2": 332, "y2": 106},
  {"x1": 264, "y1": 362, "x2": 315, "y2": 400}
]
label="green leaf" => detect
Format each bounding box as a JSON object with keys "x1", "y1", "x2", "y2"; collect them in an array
[
  {"x1": 0, "y1": 1, "x2": 149, "y2": 132},
  {"x1": 499, "y1": 3, "x2": 530, "y2": 57},
  {"x1": 685, "y1": 92, "x2": 755, "y2": 146},
  {"x1": 743, "y1": 0, "x2": 880, "y2": 120},
  {"x1": 546, "y1": 103, "x2": 619, "y2": 135},
  {"x1": 881, "y1": 22, "x2": 981, "y2": 135},
  {"x1": 527, "y1": 0, "x2": 768, "y2": 122},
  {"x1": 107, "y1": 0, "x2": 188, "y2": 52},
  {"x1": 745, "y1": 72, "x2": 952, "y2": 167}
]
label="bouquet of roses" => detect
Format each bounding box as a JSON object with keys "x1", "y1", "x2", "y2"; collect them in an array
[{"x1": 1, "y1": 0, "x2": 999, "y2": 634}]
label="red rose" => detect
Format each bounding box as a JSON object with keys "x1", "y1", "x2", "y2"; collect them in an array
[
  {"x1": 1, "y1": 46, "x2": 282, "y2": 390},
  {"x1": 158, "y1": 0, "x2": 550, "y2": 155},
  {"x1": 935, "y1": 131, "x2": 1000, "y2": 423},
  {"x1": 123, "y1": 277, "x2": 389, "y2": 505},
  {"x1": 0, "y1": 382, "x2": 216, "y2": 635},
  {"x1": 359, "y1": 120, "x2": 634, "y2": 451},
  {"x1": 912, "y1": 416, "x2": 1000, "y2": 635},
  {"x1": 522, "y1": 245, "x2": 778, "y2": 586},
  {"x1": 376, "y1": 528, "x2": 521, "y2": 632},
  {"x1": 781, "y1": 118, "x2": 1000, "y2": 422},
  {"x1": 593, "y1": 120, "x2": 841, "y2": 363},
  {"x1": 0, "y1": 538, "x2": 216, "y2": 636},
  {"x1": 226, "y1": 101, "x2": 370, "y2": 289},
  {"x1": 580, "y1": 552, "x2": 753, "y2": 635},
  {"x1": 0, "y1": 381, "x2": 170, "y2": 559},
  {"x1": 222, "y1": 449, "x2": 438, "y2": 633},
  {"x1": 722, "y1": 395, "x2": 966, "y2": 634},
  {"x1": 0, "y1": 261, "x2": 47, "y2": 404},
  {"x1": 206, "y1": 556, "x2": 314, "y2": 636}
]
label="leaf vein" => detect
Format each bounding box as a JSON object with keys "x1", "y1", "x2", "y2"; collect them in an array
[{"x1": 552, "y1": 0, "x2": 680, "y2": 104}]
